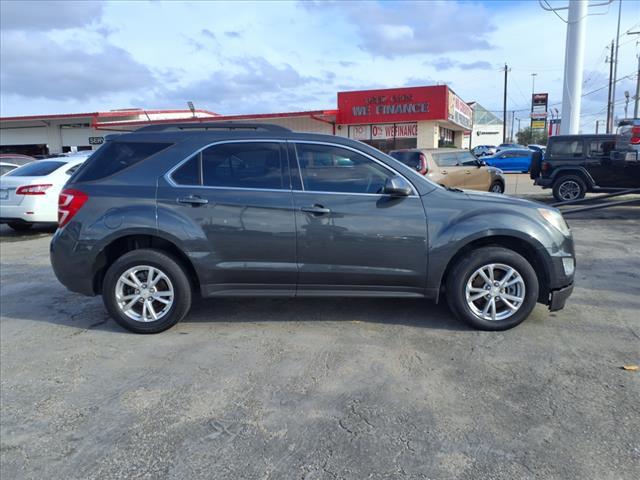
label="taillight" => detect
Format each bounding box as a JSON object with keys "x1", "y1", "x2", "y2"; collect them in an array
[
  {"x1": 630, "y1": 126, "x2": 640, "y2": 145},
  {"x1": 58, "y1": 188, "x2": 88, "y2": 228},
  {"x1": 16, "y1": 184, "x2": 52, "y2": 195},
  {"x1": 541, "y1": 161, "x2": 550, "y2": 173},
  {"x1": 419, "y1": 153, "x2": 428, "y2": 175}
]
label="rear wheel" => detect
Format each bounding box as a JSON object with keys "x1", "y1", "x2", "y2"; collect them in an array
[
  {"x1": 7, "y1": 222, "x2": 33, "y2": 231},
  {"x1": 552, "y1": 175, "x2": 586, "y2": 202},
  {"x1": 446, "y1": 246, "x2": 539, "y2": 331},
  {"x1": 102, "y1": 249, "x2": 192, "y2": 333},
  {"x1": 489, "y1": 181, "x2": 504, "y2": 194}
]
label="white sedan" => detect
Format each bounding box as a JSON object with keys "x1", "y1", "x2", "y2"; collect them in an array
[{"x1": 0, "y1": 154, "x2": 90, "y2": 231}]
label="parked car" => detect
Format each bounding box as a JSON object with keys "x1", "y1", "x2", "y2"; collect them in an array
[
  {"x1": 527, "y1": 144, "x2": 546, "y2": 155},
  {"x1": 471, "y1": 145, "x2": 497, "y2": 158},
  {"x1": 49, "y1": 123, "x2": 575, "y2": 333},
  {"x1": 389, "y1": 148, "x2": 506, "y2": 193},
  {"x1": 531, "y1": 134, "x2": 640, "y2": 202},
  {"x1": 483, "y1": 148, "x2": 533, "y2": 173},
  {"x1": 0, "y1": 162, "x2": 19, "y2": 176},
  {"x1": 616, "y1": 118, "x2": 639, "y2": 153},
  {"x1": 0, "y1": 155, "x2": 89, "y2": 230},
  {"x1": 496, "y1": 143, "x2": 524, "y2": 152},
  {"x1": 0, "y1": 153, "x2": 37, "y2": 166}
]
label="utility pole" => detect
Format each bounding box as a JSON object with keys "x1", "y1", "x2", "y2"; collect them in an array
[
  {"x1": 624, "y1": 91, "x2": 630, "y2": 118},
  {"x1": 595, "y1": 120, "x2": 600, "y2": 133},
  {"x1": 530, "y1": 73, "x2": 537, "y2": 127},
  {"x1": 510, "y1": 111, "x2": 515, "y2": 141},
  {"x1": 560, "y1": 0, "x2": 588, "y2": 135},
  {"x1": 629, "y1": 31, "x2": 640, "y2": 118},
  {"x1": 606, "y1": 40, "x2": 615, "y2": 132},
  {"x1": 610, "y1": 0, "x2": 623, "y2": 125},
  {"x1": 502, "y1": 63, "x2": 509, "y2": 143}
]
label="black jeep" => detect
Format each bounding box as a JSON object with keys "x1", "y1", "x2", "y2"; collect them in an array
[{"x1": 530, "y1": 134, "x2": 640, "y2": 202}]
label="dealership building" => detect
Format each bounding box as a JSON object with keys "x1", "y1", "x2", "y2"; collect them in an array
[{"x1": 0, "y1": 85, "x2": 486, "y2": 155}]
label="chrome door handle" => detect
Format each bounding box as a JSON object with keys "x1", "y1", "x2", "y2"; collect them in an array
[
  {"x1": 300, "y1": 205, "x2": 331, "y2": 215},
  {"x1": 177, "y1": 195, "x2": 209, "y2": 206}
]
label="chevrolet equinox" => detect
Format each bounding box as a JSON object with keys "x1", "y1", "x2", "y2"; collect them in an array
[{"x1": 50, "y1": 123, "x2": 575, "y2": 333}]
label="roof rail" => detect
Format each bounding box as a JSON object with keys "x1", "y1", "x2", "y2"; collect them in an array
[{"x1": 135, "y1": 122, "x2": 291, "y2": 133}]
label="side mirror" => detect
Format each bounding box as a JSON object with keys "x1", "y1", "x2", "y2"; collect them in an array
[
  {"x1": 476, "y1": 159, "x2": 486, "y2": 167},
  {"x1": 383, "y1": 176, "x2": 412, "y2": 196}
]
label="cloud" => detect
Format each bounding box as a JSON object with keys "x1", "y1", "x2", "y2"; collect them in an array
[
  {"x1": 0, "y1": 32, "x2": 156, "y2": 100},
  {"x1": 425, "y1": 57, "x2": 493, "y2": 71},
  {"x1": 139, "y1": 57, "x2": 323, "y2": 113},
  {"x1": 459, "y1": 61, "x2": 492, "y2": 70},
  {"x1": 338, "y1": 61, "x2": 358, "y2": 67},
  {"x1": 0, "y1": 0, "x2": 104, "y2": 31},
  {"x1": 201, "y1": 28, "x2": 216, "y2": 40},
  {"x1": 224, "y1": 31, "x2": 241, "y2": 38},
  {"x1": 304, "y1": 1, "x2": 495, "y2": 57}
]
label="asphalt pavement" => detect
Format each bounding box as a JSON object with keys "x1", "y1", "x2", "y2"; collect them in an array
[{"x1": 1, "y1": 182, "x2": 638, "y2": 479}]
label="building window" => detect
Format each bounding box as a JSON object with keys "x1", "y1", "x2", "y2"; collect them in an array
[{"x1": 439, "y1": 127, "x2": 455, "y2": 147}]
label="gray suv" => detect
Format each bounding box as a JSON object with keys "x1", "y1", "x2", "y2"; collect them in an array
[{"x1": 50, "y1": 123, "x2": 575, "y2": 333}]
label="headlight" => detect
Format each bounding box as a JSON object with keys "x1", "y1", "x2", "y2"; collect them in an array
[{"x1": 538, "y1": 208, "x2": 571, "y2": 236}]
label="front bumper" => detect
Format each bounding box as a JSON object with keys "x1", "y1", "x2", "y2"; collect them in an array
[{"x1": 549, "y1": 283, "x2": 574, "y2": 311}]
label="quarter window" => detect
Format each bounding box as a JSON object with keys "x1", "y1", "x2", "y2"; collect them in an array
[{"x1": 294, "y1": 143, "x2": 394, "y2": 194}]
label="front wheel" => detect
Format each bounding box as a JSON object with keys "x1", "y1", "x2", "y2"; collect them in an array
[
  {"x1": 489, "y1": 181, "x2": 504, "y2": 194},
  {"x1": 446, "y1": 247, "x2": 539, "y2": 330},
  {"x1": 102, "y1": 249, "x2": 192, "y2": 333}
]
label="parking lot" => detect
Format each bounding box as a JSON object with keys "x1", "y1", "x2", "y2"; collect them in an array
[{"x1": 1, "y1": 179, "x2": 639, "y2": 480}]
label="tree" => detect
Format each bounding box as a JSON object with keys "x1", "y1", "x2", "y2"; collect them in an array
[{"x1": 516, "y1": 127, "x2": 548, "y2": 146}]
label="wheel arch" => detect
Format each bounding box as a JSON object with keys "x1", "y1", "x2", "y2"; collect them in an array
[
  {"x1": 92, "y1": 233, "x2": 200, "y2": 295},
  {"x1": 550, "y1": 167, "x2": 594, "y2": 188},
  {"x1": 437, "y1": 235, "x2": 551, "y2": 304}
]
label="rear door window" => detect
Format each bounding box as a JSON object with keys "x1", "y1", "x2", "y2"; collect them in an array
[
  {"x1": 549, "y1": 140, "x2": 583, "y2": 158},
  {"x1": 5, "y1": 161, "x2": 64, "y2": 177},
  {"x1": 432, "y1": 152, "x2": 459, "y2": 167},
  {"x1": 456, "y1": 151, "x2": 478, "y2": 166},
  {"x1": 74, "y1": 141, "x2": 172, "y2": 181}
]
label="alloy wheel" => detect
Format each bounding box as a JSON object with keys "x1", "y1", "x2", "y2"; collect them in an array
[
  {"x1": 115, "y1": 265, "x2": 174, "y2": 322},
  {"x1": 558, "y1": 180, "x2": 581, "y2": 201},
  {"x1": 465, "y1": 263, "x2": 526, "y2": 321}
]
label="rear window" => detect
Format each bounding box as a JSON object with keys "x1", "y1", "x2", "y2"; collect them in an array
[
  {"x1": 5, "y1": 161, "x2": 64, "y2": 177},
  {"x1": 389, "y1": 151, "x2": 421, "y2": 169},
  {"x1": 549, "y1": 140, "x2": 583, "y2": 158},
  {"x1": 74, "y1": 141, "x2": 172, "y2": 182}
]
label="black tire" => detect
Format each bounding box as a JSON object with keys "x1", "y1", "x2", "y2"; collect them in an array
[
  {"x1": 489, "y1": 181, "x2": 504, "y2": 194},
  {"x1": 7, "y1": 222, "x2": 33, "y2": 231},
  {"x1": 445, "y1": 246, "x2": 539, "y2": 331},
  {"x1": 102, "y1": 249, "x2": 192, "y2": 333},
  {"x1": 552, "y1": 175, "x2": 586, "y2": 202}
]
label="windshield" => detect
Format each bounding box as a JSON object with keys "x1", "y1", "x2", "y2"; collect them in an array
[{"x1": 4, "y1": 161, "x2": 65, "y2": 177}]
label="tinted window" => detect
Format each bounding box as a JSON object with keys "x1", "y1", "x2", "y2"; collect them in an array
[
  {"x1": 456, "y1": 152, "x2": 478, "y2": 166},
  {"x1": 389, "y1": 151, "x2": 421, "y2": 169},
  {"x1": 295, "y1": 143, "x2": 393, "y2": 194},
  {"x1": 5, "y1": 161, "x2": 64, "y2": 177},
  {"x1": 432, "y1": 152, "x2": 459, "y2": 167},
  {"x1": 201, "y1": 142, "x2": 284, "y2": 189},
  {"x1": 549, "y1": 140, "x2": 583, "y2": 158},
  {"x1": 172, "y1": 156, "x2": 201, "y2": 185},
  {"x1": 0, "y1": 165, "x2": 17, "y2": 176},
  {"x1": 588, "y1": 140, "x2": 615, "y2": 157},
  {"x1": 75, "y1": 141, "x2": 172, "y2": 181}
]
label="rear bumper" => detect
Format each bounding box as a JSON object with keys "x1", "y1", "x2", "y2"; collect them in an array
[
  {"x1": 534, "y1": 177, "x2": 553, "y2": 188},
  {"x1": 549, "y1": 283, "x2": 574, "y2": 311},
  {"x1": 0, "y1": 204, "x2": 56, "y2": 223},
  {"x1": 50, "y1": 226, "x2": 97, "y2": 296}
]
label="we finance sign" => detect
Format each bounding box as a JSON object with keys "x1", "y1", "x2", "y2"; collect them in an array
[{"x1": 337, "y1": 86, "x2": 449, "y2": 125}]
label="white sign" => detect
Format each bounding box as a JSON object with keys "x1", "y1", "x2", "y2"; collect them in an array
[
  {"x1": 371, "y1": 123, "x2": 418, "y2": 140},
  {"x1": 349, "y1": 125, "x2": 371, "y2": 140}
]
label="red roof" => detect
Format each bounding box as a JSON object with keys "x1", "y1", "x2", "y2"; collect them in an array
[{"x1": 0, "y1": 108, "x2": 219, "y2": 122}]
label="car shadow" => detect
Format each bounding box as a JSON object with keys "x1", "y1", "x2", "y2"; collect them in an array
[
  {"x1": 0, "y1": 223, "x2": 56, "y2": 242},
  {"x1": 7, "y1": 290, "x2": 470, "y2": 334}
]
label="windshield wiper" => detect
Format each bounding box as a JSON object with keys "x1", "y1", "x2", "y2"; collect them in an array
[{"x1": 438, "y1": 183, "x2": 463, "y2": 192}]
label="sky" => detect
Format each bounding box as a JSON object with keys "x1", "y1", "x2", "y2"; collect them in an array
[{"x1": 0, "y1": 0, "x2": 638, "y2": 133}]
